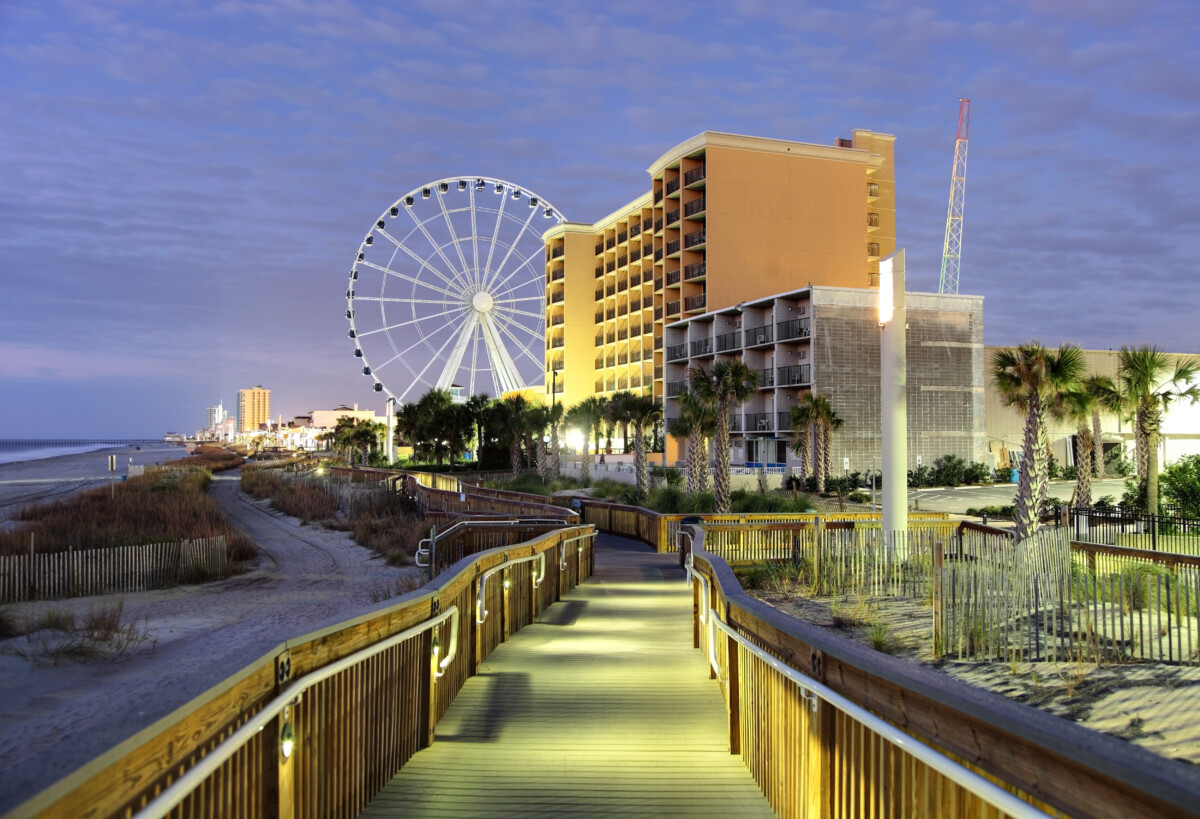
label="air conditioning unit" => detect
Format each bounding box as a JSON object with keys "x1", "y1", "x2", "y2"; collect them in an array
[
  {"x1": 757, "y1": 420, "x2": 768, "y2": 430},
  {"x1": 756, "y1": 334, "x2": 765, "y2": 344}
]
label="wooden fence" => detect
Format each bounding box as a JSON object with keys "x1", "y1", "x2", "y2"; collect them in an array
[
  {"x1": 938, "y1": 531, "x2": 1200, "y2": 665},
  {"x1": 687, "y1": 527, "x2": 1200, "y2": 818},
  {"x1": 13, "y1": 525, "x2": 596, "y2": 819},
  {"x1": 0, "y1": 537, "x2": 228, "y2": 603},
  {"x1": 576, "y1": 497, "x2": 948, "y2": 553}
]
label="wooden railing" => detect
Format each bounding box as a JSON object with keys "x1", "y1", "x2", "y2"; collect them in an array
[
  {"x1": 686, "y1": 526, "x2": 1200, "y2": 818},
  {"x1": 404, "y1": 475, "x2": 578, "y2": 521},
  {"x1": 576, "y1": 498, "x2": 948, "y2": 554},
  {"x1": 14, "y1": 526, "x2": 596, "y2": 818}
]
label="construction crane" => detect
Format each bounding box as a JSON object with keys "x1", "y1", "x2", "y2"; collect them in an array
[{"x1": 938, "y1": 98, "x2": 971, "y2": 294}]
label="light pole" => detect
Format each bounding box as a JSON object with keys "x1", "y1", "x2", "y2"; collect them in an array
[
  {"x1": 385, "y1": 396, "x2": 397, "y2": 464},
  {"x1": 879, "y1": 249, "x2": 907, "y2": 557}
]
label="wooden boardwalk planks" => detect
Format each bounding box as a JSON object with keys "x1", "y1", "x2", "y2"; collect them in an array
[{"x1": 361, "y1": 535, "x2": 774, "y2": 818}]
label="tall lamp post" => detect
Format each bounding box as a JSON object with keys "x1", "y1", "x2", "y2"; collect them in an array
[
  {"x1": 879, "y1": 249, "x2": 907, "y2": 555},
  {"x1": 385, "y1": 396, "x2": 397, "y2": 464}
]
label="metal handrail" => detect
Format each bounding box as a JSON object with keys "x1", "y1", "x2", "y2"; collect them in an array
[
  {"x1": 416, "y1": 518, "x2": 569, "y2": 568},
  {"x1": 683, "y1": 546, "x2": 1044, "y2": 819},
  {"x1": 137, "y1": 604, "x2": 460, "y2": 818},
  {"x1": 476, "y1": 552, "x2": 547, "y2": 624}
]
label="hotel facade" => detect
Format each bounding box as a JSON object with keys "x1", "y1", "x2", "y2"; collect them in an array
[{"x1": 542, "y1": 130, "x2": 897, "y2": 414}]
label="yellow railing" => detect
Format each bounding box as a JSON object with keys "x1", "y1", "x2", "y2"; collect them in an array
[
  {"x1": 686, "y1": 525, "x2": 1199, "y2": 818},
  {"x1": 14, "y1": 526, "x2": 596, "y2": 819}
]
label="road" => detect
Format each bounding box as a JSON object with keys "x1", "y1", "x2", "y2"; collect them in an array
[{"x1": 908, "y1": 478, "x2": 1130, "y2": 515}]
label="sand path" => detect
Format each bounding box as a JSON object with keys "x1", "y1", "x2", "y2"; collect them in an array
[{"x1": 0, "y1": 473, "x2": 416, "y2": 813}]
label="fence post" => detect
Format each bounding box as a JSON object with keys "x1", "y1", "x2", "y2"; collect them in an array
[
  {"x1": 725, "y1": 604, "x2": 741, "y2": 755},
  {"x1": 933, "y1": 541, "x2": 944, "y2": 658}
]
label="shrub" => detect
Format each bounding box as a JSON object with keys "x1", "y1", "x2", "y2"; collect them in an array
[
  {"x1": 1062, "y1": 464, "x2": 1078, "y2": 480},
  {"x1": 1105, "y1": 447, "x2": 1134, "y2": 477},
  {"x1": 964, "y1": 461, "x2": 992, "y2": 485},
  {"x1": 964, "y1": 505, "x2": 1015, "y2": 519},
  {"x1": 993, "y1": 466, "x2": 1014, "y2": 484},
  {"x1": 1160, "y1": 455, "x2": 1200, "y2": 520}
]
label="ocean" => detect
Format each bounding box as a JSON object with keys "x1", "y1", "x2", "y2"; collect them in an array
[{"x1": 0, "y1": 441, "x2": 135, "y2": 467}]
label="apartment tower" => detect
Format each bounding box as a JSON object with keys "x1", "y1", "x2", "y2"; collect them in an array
[{"x1": 237, "y1": 386, "x2": 271, "y2": 433}]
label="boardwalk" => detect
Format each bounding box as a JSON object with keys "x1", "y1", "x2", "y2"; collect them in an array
[{"x1": 361, "y1": 535, "x2": 774, "y2": 818}]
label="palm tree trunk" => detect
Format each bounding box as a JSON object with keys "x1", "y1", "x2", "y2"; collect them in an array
[
  {"x1": 634, "y1": 421, "x2": 648, "y2": 500},
  {"x1": 1092, "y1": 409, "x2": 1105, "y2": 478},
  {"x1": 698, "y1": 438, "x2": 711, "y2": 492},
  {"x1": 551, "y1": 423, "x2": 561, "y2": 476},
  {"x1": 1145, "y1": 403, "x2": 1162, "y2": 514},
  {"x1": 1014, "y1": 394, "x2": 1046, "y2": 542},
  {"x1": 714, "y1": 402, "x2": 732, "y2": 513},
  {"x1": 535, "y1": 437, "x2": 547, "y2": 480},
  {"x1": 813, "y1": 423, "x2": 826, "y2": 495},
  {"x1": 685, "y1": 435, "x2": 698, "y2": 494},
  {"x1": 510, "y1": 441, "x2": 521, "y2": 477},
  {"x1": 1135, "y1": 409, "x2": 1149, "y2": 479},
  {"x1": 796, "y1": 429, "x2": 809, "y2": 481},
  {"x1": 823, "y1": 423, "x2": 833, "y2": 489},
  {"x1": 1075, "y1": 424, "x2": 1093, "y2": 508}
]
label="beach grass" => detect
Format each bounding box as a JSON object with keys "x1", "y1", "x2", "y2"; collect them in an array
[
  {"x1": 0, "y1": 467, "x2": 256, "y2": 561},
  {"x1": 241, "y1": 468, "x2": 427, "y2": 565}
]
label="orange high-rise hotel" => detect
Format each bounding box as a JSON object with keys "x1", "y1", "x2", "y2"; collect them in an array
[{"x1": 542, "y1": 130, "x2": 895, "y2": 415}]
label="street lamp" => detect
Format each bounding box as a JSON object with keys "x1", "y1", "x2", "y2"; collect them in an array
[{"x1": 879, "y1": 249, "x2": 907, "y2": 557}]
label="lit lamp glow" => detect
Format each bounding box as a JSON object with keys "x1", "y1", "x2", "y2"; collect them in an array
[
  {"x1": 565, "y1": 428, "x2": 584, "y2": 452},
  {"x1": 280, "y1": 711, "x2": 295, "y2": 760}
]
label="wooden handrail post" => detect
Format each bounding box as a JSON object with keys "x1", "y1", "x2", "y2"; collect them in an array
[
  {"x1": 692, "y1": 574, "x2": 701, "y2": 649},
  {"x1": 417, "y1": 628, "x2": 436, "y2": 749},
  {"x1": 725, "y1": 610, "x2": 740, "y2": 755}
]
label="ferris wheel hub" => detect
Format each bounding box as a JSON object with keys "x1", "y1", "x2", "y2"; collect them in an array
[{"x1": 471, "y1": 291, "x2": 494, "y2": 313}]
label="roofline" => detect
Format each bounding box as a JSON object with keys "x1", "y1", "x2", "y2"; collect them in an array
[{"x1": 647, "y1": 130, "x2": 895, "y2": 177}]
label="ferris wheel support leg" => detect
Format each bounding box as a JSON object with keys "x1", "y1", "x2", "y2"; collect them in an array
[
  {"x1": 479, "y1": 311, "x2": 524, "y2": 395},
  {"x1": 436, "y1": 314, "x2": 480, "y2": 393}
]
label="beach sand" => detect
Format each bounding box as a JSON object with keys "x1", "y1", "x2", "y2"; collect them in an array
[
  {"x1": 0, "y1": 443, "x2": 184, "y2": 528},
  {"x1": 0, "y1": 471, "x2": 419, "y2": 813}
]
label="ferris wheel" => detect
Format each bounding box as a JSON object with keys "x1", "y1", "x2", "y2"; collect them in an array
[{"x1": 346, "y1": 177, "x2": 565, "y2": 403}]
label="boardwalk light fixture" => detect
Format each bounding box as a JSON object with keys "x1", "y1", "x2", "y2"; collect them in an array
[
  {"x1": 280, "y1": 709, "x2": 295, "y2": 760},
  {"x1": 879, "y1": 249, "x2": 907, "y2": 558}
]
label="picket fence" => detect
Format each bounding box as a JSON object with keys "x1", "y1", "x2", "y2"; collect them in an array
[
  {"x1": 0, "y1": 537, "x2": 228, "y2": 602},
  {"x1": 938, "y1": 530, "x2": 1200, "y2": 665}
]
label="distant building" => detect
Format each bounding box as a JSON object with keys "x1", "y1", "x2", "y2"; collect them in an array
[
  {"x1": 985, "y1": 347, "x2": 1200, "y2": 471},
  {"x1": 206, "y1": 401, "x2": 227, "y2": 431},
  {"x1": 237, "y1": 386, "x2": 270, "y2": 433},
  {"x1": 308, "y1": 403, "x2": 380, "y2": 430}
]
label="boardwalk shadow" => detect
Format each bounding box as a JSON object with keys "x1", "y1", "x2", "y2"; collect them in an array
[
  {"x1": 538, "y1": 599, "x2": 586, "y2": 626},
  {"x1": 436, "y1": 672, "x2": 530, "y2": 743}
]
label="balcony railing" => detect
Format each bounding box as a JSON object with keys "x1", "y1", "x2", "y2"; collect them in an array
[
  {"x1": 684, "y1": 164, "x2": 706, "y2": 186},
  {"x1": 666, "y1": 380, "x2": 686, "y2": 398},
  {"x1": 666, "y1": 343, "x2": 687, "y2": 362},
  {"x1": 666, "y1": 209, "x2": 680, "y2": 226},
  {"x1": 867, "y1": 182, "x2": 880, "y2": 198},
  {"x1": 683, "y1": 197, "x2": 706, "y2": 218},
  {"x1": 550, "y1": 337, "x2": 564, "y2": 348},
  {"x1": 777, "y1": 318, "x2": 811, "y2": 340},
  {"x1": 550, "y1": 268, "x2": 564, "y2": 281},
  {"x1": 666, "y1": 269, "x2": 681, "y2": 286},
  {"x1": 666, "y1": 300, "x2": 680, "y2": 316},
  {"x1": 653, "y1": 277, "x2": 663, "y2": 290},
  {"x1": 606, "y1": 357, "x2": 615, "y2": 367},
  {"x1": 690, "y1": 338, "x2": 713, "y2": 356},
  {"x1": 617, "y1": 255, "x2": 627, "y2": 267},
  {"x1": 746, "y1": 412, "x2": 772, "y2": 432},
  {"x1": 778, "y1": 364, "x2": 811, "y2": 386},
  {"x1": 595, "y1": 335, "x2": 604, "y2": 346},
  {"x1": 631, "y1": 324, "x2": 642, "y2": 338},
  {"x1": 654, "y1": 248, "x2": 664, "y2": 262},
  {"x1": 607, "y1": 261, "x2": 616, "y2": 273},
  {"x1": 617, "y1": 328, "x2": 628, "y2": 341},
  {"x1": 630, "y1": 248, "x2": 641, "y2": 263},
  {"x1": 618, "y1": 353, "x2": 628, "y2": 365},
  {"x1": 630, "y1": 299, "x2": 641, "y2": 311},
  {"x1": 654, "y1": 188, "x2": 664, "y2": 203},
  {"x1": 665, "y1": 177, "x2": 681, "y2": 196},
  {"x1": 757, "y1": 368, "x2": 775, "y2": 388},
  {"x1": 606, "y1": 284, "x2": 616, "y2": 296},
  {"x1": 683, "y1": 229, "x2": 706, "y2": 249},
  {"x1": 606, "y1": 237, "x2": 616, "y2": 249},
  {"x1": 666, "y1": 239, "x2": 681, "y2": 255},
  {"x1": 630, "y1": 223, "x2": 641, "y2": 238},
  {"x1": 744, "y1": 325, "x2": 774, "y2": 346},
  {"x1": 550, "y1": 291, "x2": 564, "y2": 303},
  {"x1": 654, "y1": 306, "x2": 664, "y2": 321},
  {"x1": 654, "y1": 365, "x2": 663, "y2": 380},
  {"x1": 684, "y1": 261, "x2": 706, "y2": 280},
  {"x1": 618, "y1": 304, "x2": 628, "y2": 316},
  {"x1": 606, "y1": 309, "x2": 616, "y2": 320},
  {"x1": 595, "y1": 290, "x2": 603, "y2": 302},
  {"x1": 716, "y1": 330, "x2": 741, "y2": 352},
  {"x1": 630, "y1": 272, "x2": 641, "y2": 287},
  {"x1": 550, "y1": 314, "x2": 564, "y2": 326},
  {"x1": 618, "y1": 231, "x2": 627, "y2": 243},
  {"x1": 642, "y1": 219, "x2": 653, "y2": 233},
  {"x1": 654, "y1": 337, "x2": 663, "y2": 350},
  {"x1": 551, "y1": 246, "x2": 564, "y2": 259},
  {"x1": 595, "y1": 242, "x2": 604, "y2": 255},
  {"x1": 595, "y1": 266, "x2": 603, "y2": 278},
  {"x1": 605, "y1": 333, "x2": 615, "y2": 344},
  {"x1": 868, "y1": 242, "x2": 880, "y2": 257},
  {"x1": 729, "y1": 414, "x2": 742, "y2": 432},
  {"x1": 630, "y1": 375, "x2": 641, "y2": 388},
  {"x1": 595, "y1": 358, "x2": 604, "y2": 370},
  {"x1": 654, "y1": 219, "x2": 663, "y2": 233},
  {"x1": 684, "y1": 293, "x2": 706, "y2": 312},
  {"x1": 778, "y1": 411, "x2": 793, "y2": 431},
  {"x1": 867, "y1": 212, "x2": 880, "y2": 227}
]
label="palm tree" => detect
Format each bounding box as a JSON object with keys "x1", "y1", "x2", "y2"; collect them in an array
[
  {"x1": 675, "y1": 389, "x2": 715, "y2": 494},
  {"x1": 1117, "y1": 346, "x2": 1200, "y2": 513},
  {"x1": 690, "y1": 360, "x2": 758, "y2": 513},
  {"x1": 566, "y1": 397, "x2": 607, "y2": 483},
  {"x1": 992, "y1": 343, "x2": 1086, "y2": 541},
  {"x1": 494, "y1": 395, "x2": 530, "y2": 476},
  {"x1": 808, "y1": 395, "x2": 843, "y2": 494},
  {"x1": 606, "y1": 391, "x2": 636, "y2": 455},
  {"x1": 789, "y1": 394, "x2": 818, "y2": 486},
  {"x1": 463, "y1": 393, "x2": 492, "y2": 471},
  {"x1": 527, "y1": 404, "x2": 551, "y2": 479},
  {"x1": 627, "y1": 394, "x2": 663, "y2": 500}
]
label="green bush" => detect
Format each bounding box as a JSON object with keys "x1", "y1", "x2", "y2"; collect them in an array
[
  {"x1": 964, "y1": 505, "x2": 1014, "y2": 519},
  {"x1": 1105, "y1": 447, "x2": 1133, "y2": 477},
  {"x1": 993, "y1": 466, "x2": 1014, "y2": 484},
  {"x1": 1161, "y1": 455, "x2": 1200, "y2": 519},
  {"x1": 1062, "y1": 464, "x2": 1078, "y2": 480}
]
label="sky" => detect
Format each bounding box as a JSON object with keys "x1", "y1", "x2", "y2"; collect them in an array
[{"x1": 2, "y1": 0, "x2": 1198, "y2": 438}]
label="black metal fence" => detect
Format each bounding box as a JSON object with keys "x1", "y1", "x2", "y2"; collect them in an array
[{"x1": 1071, "y1": 506, "x2": 1200, "y2": 555}]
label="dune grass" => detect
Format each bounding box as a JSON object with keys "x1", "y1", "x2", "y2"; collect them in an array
[{"x1": 0, "y1": 468, "x2": 256, "y2": 562}]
